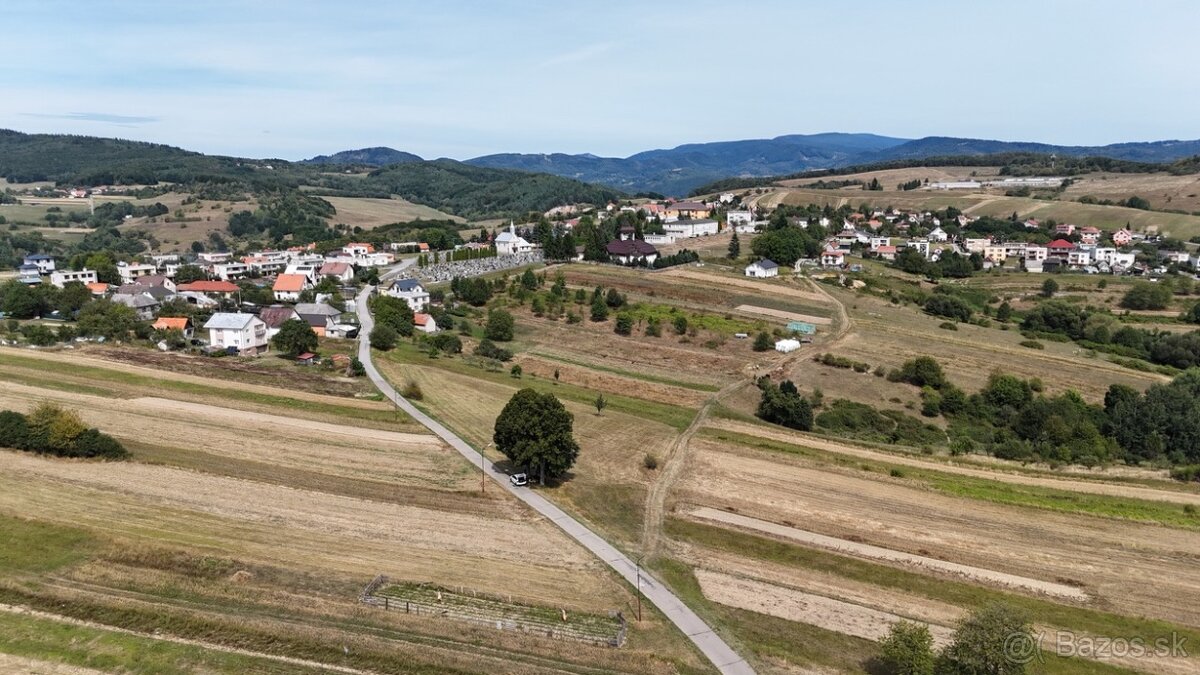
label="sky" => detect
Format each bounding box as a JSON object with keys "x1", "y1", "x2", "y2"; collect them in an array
[{"x1": 2, "y1": 0, "x2": 1197, "y2": 161}]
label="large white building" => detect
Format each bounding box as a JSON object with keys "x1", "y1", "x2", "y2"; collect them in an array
[
  {"x1": 663, "y1": 219, "x2": 718, "y2": 238},
  {"x1": 744, "y1": 259, "x2": 779, "y2": 278},
  {"x1": 49, "y1": 269, "x2": 98, "y2": 288},
  {"x1": 203, "y1": 313, "x2": 269, "y2": 356}
]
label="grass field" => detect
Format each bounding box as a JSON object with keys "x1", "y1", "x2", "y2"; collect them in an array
[{"x1": 323, "y1": 196, "x2": 464, "y2": 227}]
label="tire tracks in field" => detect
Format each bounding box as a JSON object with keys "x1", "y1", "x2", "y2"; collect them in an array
[{"x1": 639, "y1": 276, "x2": 853, "y2": 561}]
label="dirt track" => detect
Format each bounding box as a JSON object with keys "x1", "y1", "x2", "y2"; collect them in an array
[{"x1": 709, "y1": 419, "x2": 1200, "y2": 507}]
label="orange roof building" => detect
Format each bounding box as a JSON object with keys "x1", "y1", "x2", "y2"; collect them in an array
[
  {"x1": 177, "y1": 280, "x2": 239, "y2": 294},
  {"x1": 152, "y1": 317, "x2": 191, "y2": 332}
]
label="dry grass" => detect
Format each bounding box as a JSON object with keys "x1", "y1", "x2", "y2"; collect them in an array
[{"x1": 323, "y1": 196, "x2": 464, "y2": 228}]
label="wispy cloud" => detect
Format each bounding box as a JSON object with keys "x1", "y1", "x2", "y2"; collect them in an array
[
  {"x1": 538, "y1": 42, "x2": 614, "y2": 68},
  {"x1": 22, "y1": 111, "x2": 159, "y2": 125}
]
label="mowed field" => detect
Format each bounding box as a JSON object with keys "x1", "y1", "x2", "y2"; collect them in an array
[{"x1": 0, "y1": 348, "x2": 704, "y2": 675}]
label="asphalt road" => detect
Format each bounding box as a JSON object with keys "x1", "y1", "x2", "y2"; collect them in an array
[{"x1": 355, "y1": 285, "x2": 755, "y2": 675}]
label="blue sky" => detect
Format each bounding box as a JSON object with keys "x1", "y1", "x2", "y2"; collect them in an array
[{"x1": 2, "y1": 0, "x2": 1197, "y2": 160}]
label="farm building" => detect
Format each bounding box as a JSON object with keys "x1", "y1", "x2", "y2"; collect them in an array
[{"x1": 786, "y1": 321, "x2": 816, "y2": 335}]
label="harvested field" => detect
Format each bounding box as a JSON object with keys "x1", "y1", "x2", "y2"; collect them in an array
[
  {"x1": 0, "y1": 653, "x2": 108, "y2": 675},
  {"x1": 515, "y1": 354, "x2": 710, "y2": 408},
  {"x1": 689, "y1": 507, "x2": 1086, "y2": 600},
  {"x1": 0, "y1": 383, "x2": 466, "y2": 491},
  {"x1": 676, "y1": 438, "x2": 1200, "y2": 627},
  {"x1": 0, "y1": 454, "x2": 613, "y2": 609},
  {"x1": 323, "y1": 196, "x2": 463, "y2": 228},
  {"x1": 695, "y1": 569, "x2": 955, "y2": 647},
  {"x1": 733, "y1": 304, "x2": 833, "y2": 326},
  {"x1": 709, "y1": 419, "x2": 1200, "y2": 507}
]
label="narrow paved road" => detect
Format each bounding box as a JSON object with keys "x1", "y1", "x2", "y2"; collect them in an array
[{"x1": 355, "y1": 286, "x2": 755, "y2": 675}]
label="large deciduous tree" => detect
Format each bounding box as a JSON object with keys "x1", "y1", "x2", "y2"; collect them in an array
[
  {"x1": 493, "y1": 388, "x2": 580, "y2": 485},
  {"x1": 272, "y1": 319, "x2": 318, "y2": 356}
]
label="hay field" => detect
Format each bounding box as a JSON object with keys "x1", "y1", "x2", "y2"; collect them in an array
[
  {"x1": 323, "y1": 196, "x2": 464, "y2": 228},
  {"x1": 1060, "y1": 172, "x2": 1200, "y2": 214}
]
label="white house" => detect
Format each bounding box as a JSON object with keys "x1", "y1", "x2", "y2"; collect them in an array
[
  {"x1": 22, "y1": 254, "x2": 55, "y2": 274},
  {"x1": 49, "y1": 269, "x2": 98, "y2": 288},
  {"x1": 213, "y1": 262, "x2": 250, "y2": 281},
  {"x1": 745, "y1": 259, "x2": 779, "y2": 278},
  {"x1": 1024, "y1": 245, "x2": 1048, "y2": 262},
  {"x1": 927, "y1": 226, "x2": 949, "y2": 242},
  {"x1": 414, "y1": 313, "x2": 438, "y2": 334},
  {"x1": 820, "y1": 250, "x2": 845, "y2": 267},
  {"x1": 117, "y1": 261, "x2": 157, "y2": 284},
  {"x1": 272, "y1": 274, "x2": 310, "y2": 302},
  {"x1": 204, "y1": 313, "x2": 269, "y2": 355},
  {"x1": 663, "y1": 219, "x2": 719, "y2": 238},
  {"x1": 1067, "y1": 249, "x2": 1093, "y2": 267},
  {"x1": 318, "y1": 262, "x2": 355, "y2": 283},
  {"x1": 495, "y1": 225, "x2": 534, "y2": 255},
  {"x1": 197, "y1": 251, "x2": 232, "y2": 264},
  {"x1": 383, "y1": 278, "x2": 430, "y2": 311},
  {"x1": 907, "y1": 239, "x2": 931, "y2": 259},
  {"x1": 726, "y1": 210, "x2": 754, "y2": 228}
]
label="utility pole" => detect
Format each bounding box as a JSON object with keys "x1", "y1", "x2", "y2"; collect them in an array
[
  {"x1": 481, "y1": 442, "x2": 493, "y2": 494},
  {"x1": 634, "y1": 555, "x2": 643, "y2": 622}
]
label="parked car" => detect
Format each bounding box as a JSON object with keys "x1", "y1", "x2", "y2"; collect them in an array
[{"x1": 509, "y1": 473, "x2": 528, "y2": 487}]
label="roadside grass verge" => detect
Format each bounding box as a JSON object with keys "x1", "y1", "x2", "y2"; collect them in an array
[
  {"x1": 702, "y1": 428, "x2": 1200, "y2": 530},
  {"x1": 667, "y1": 517, "x2": 1200, "y2": 663},
  {"x1": 0, "y1": 352, "x2": 409, "y2": 427},
  {"x1": 381, "y1": 343, "x2": 696, "y2": 430}
]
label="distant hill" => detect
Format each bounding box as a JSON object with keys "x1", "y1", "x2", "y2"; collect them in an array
[
  {"x1": 467, "y1": 133, "x2": 909, "y2": 195},
  {"x1": 302, "y1": 146, "x2": 424, "y2": 166},
  {"x1": 465, "y1": 134, "x2": 1200, "y2": 195}
]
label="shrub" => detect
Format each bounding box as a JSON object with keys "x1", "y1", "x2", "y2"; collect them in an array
[
  {"x1": 369, "y1": 325, "x2": 398, "y2": 351},
  {"x1": 428, "y1": 333, "x2": 462, "y2": 354},
  {"x1": 510, "y1": 364, "x2": 522, "y2": 378},
  {"x1": 643, "y1": 454, "x2": 659, "y2": 470},
  {"x1": 401, "y1": 380, "x2": 424, "y2": 400},
  {"x1": 672, "y1": 315, "x2": 688, "y2": 335},
  {"x1": 614, "y1": 313, "x2": 633, "y2": 336},
  {"x1": 894, "y1": 356, "x2": 946, "y2": 389},
  {"x1": 474, "y1": 338, "x2": 512, "y2": 361},
  {"x1": 485, "y1": 309, "x2": 515, "y2": 341},
  {"x1": 879, "y1": 621, "x2": 935, "y2": 675},
  {"x1": 1019, "y1": 339, "x2": 1045, "y2": 350},
  {"x1": 938, "y1": 321, "x2": 958, "y2": 331},
  {"x1": 0, "y1": 406, "x2": 126, "y2": 459},
  {"x1": 1170, "y1": 465, "x2": 1200, "y2": 483},
  {"x1": 753, "y1": 331, "x2": 772, "y2": 352}
]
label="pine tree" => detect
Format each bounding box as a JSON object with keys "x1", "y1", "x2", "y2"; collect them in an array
[{"x1": 728, "y1": 231, "x2": 740, "y2": 259}]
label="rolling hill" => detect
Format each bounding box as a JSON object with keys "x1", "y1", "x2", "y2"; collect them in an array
[{"x1": 302, "y1": 146, "x2": 424, "y2": 166}]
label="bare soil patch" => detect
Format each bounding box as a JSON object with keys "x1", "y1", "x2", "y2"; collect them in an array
[{"x1": 734, "y1": 304, "x2": 833, "y2": 326}]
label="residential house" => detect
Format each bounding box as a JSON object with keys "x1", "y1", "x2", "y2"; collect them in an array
[
  {"x1": 152, "y1": 317, "x2": 193, "y2": 339},
  {"x1": 494, "y1": 225, "x2": 534, "y2": 255},
  {"x1": 1024, "y1": 245, "x2": 1048, "y2": 262},
  {"x1": 17, "y1": 265, "x2": 42, "y2": 285},
  {"x1": 283, "y1": 262, "x2": 322, "y2": 285},
  {"x1": 663, "y1": 219, "x2": 718, "y2": 238},
  {"x1": 272, "y1": 274, "x2": 310, "y2": 302},
  {"x1": 343, "y1": 242, "x2": 374, "y2": 257},
  {"x1": 1024, "y1": 258, "x2": 1045, "y2": 273},
  {"x1": 86, "y1": 282, "x2": 110, "y2": 296},
  {"x1": 49, "y1": 269, "x2": 98, "y2": 288},
  {"x1": 744, "y1": 259, "x2": 779, "y2": 278},
  {"x1": 212, "y1": 262, "x2": 250, "y2": 281},
  {"x1": 1023, "y1": 219, "x2": 1041, "y2": 230},
  {"x1": 116, "y1": 283, "x2": 175, "y2": 303},
  {"x1": 176, "y1": 280, "x2": 240, "y2": 297},
  {"x1": 22, "y1": 254, "x2": 55, "y2": 274},
  {"x1": 258, "y1": 306, "x2": 301, "y2": 339},
  {"x1": 1079, "y1": 226, "x2": 1102, "y2": 245},
  {"x1": 1055, "y1": 223, "x2": 1076, "y2": 237},
  {"x1": 111, "y1": 292, "x2": 160, "y2": 320},
  {"x1": 117, "y1": 261, "x2": 157, "y2": 284},
  {"x1": 869, "y1": 236, "x2": 891, "y2": 251},
  {"x1": 383, "y1": 278, "x2": 430, "y2": 311},
  {"x1": 664, "y1": 201, "x2": 710, "y2": 221},
  {"x1": 149, "y1": 254, "x2": 179, "y2": 267},
  {"x1": 197, "y1": 251, "x2": 232, "y2": 264},
  {"x1": 927, "y1": 226, "x2": 949, "y2": 242},
  {"x1": 606, "y1": 239, "x2": 659, "y2": 266},
  {"x1": 1112, "y1": 229, "x2": 1133, "y2": 246},
  {"x1": 964, "y1": 238, "x2": 992, "y2": 254},
  {"x1": 203, "y1": 313, "x2": 269, "y2": 355},
  {"x1": 726, "y1": 210, "x2": 754, "y2": 228},
  {"x1": 983, "y1": 244, "x2": 1010, "y2": 264},
  {"x1": 819, "y1": 249, "x2": 845, "y2": 267},
  {"x1": 1067, "y1": 249, "x2": 1093, "y2": 267},
  {"x1": 131, "y1": 275, "x2": 177, "y2": 293},
  {"x1": 1047, "y1": 239, "x2": 1075, "y2": 260},
  {"x1": 907, "y1": 239, "x2": 931, "y2": 259},
  {"x1": 294, "y1": 303, "x2": 342, "y2": 337},
  {"x1": 875, "y1": 245, "x2": 898, "y2": 261},
  {"x1": 414, "y1": 313, "x2": 438, "y2": 334},
  {"x1": 318, "y1": 262, "x2": 355, "y2": 283}
]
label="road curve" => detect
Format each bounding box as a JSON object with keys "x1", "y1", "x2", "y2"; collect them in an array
[{"x1": 355, "y1": 286, "x2": 755, "y2": 675}]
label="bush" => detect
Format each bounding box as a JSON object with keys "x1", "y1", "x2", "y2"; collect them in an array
[
  {"x1": 1120, "y1": 281, "x2": 1173, "y2": 310},
  {"x1": 510, "y1": 364, "x2": 522, "y2": 378},
  {"x1": 753, "y1": 331, "x2": 772, "y2": 352},
  {"x1": 643, "y1": 454, "x2": 659, "y2": 470},
  {"x1": 369, "y1": 324, "x2": 398, "y2": 351},
  {"x1": 672, "y1": 315, "x2": 688, "y2": 335},
  {"x1": 1019, "y1": 339, "x2": 1044, "y2": 350},
  {"x1": 924, "y1": 295, "x2": 972, "y2": 322},
  {"x1": 428, "y1": 333, "x2": 463, "y2": 354},
  {"x1": 894, "y1": 356, "x2": 946, "y2": 389},
  {"x1": 938, "y1": 321, "x2": 958, "y2": 331},
  {"x1": 474, "y1": 338, "x2": 512, "y2": 361},
  {"x1": 1170, "y1": 465, "x2": 1200, "y2": 483},
  {"x1": 0, "y1": 406, "x2": 126, "y2": 459},
  {"x1": 485, "y1": 309, "x2": 515, "y2": 341},
  {"x1": 614, "y1": 313, "x2": 633, "y2": 336},
  {"x1": 879, "y1": 621, "x2": 935, "y2": 675},
  {"x1": 401, "y1": 380, "x2": 424, "y2": 400}
]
